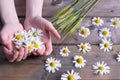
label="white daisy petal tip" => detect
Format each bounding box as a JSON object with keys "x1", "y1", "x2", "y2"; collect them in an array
[
  {"x1": 73, "y1": 55, "x2": 86, "y2": 68},
  {"x1": 110, "y1": 17, "x2": 120, "y2": 28},
  {"x1": 99, "y1": 38, "x2": 113, "y2": 52},
  {"x1": 59, "y1": 47, "x2": 71, "y2": 57},
  {"x1": 92, "y1": 17, "x2": 104, "y2": 26},
  {"x1": 78, "y1": 42, "x2": 91, "y2": 53},
  {"x1": 12, "y1": 27, "x2": 44, "y2": 52},
  {"x1": 92, "y1": 61, "x2": 110, "y2": 75},
  {"x1": 116, "y1": 52, "x2": 120, "y2": 62},
  {"x1": 78, "y1": 27, "x2": 90, "y2": 38},
  {"x1": 61, "y1": 69, "x2": 81, "y2": 80},
  {"x1": 99, "y1": 28, "x2": 111, "y2": 38},
  {"x1": 45, "y1": 57, "x2": 61, "y2": 73}
]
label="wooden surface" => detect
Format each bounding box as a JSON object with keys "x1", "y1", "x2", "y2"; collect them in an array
[{"x1": 1, "y1": 0, "x2": 120, "y2": 80}]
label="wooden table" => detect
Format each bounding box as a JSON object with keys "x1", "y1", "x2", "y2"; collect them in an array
[{"x1": 1, "y1": 0, "x2": 120, "y2": 80}]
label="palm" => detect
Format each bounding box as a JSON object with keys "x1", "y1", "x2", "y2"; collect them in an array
[
  {"x1": 0, "y1": 23, "x2": 23, "y2": 61},
  {"x1": 24, "y1": 17, "x2": 60, "y2": 55}
]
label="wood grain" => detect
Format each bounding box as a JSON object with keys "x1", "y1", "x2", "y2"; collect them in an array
[
  {"x1": 0, "y1": 45, "x2": 120, "y2": 80},
  {"x1": 15, "y1": 0, "x2": 120, "y2": 17},
  {"x1": 52, "y1": 17, "x2": 120, "y2": 45},
  {"x1": 1, "y1": 0, "x2": 120, "y2": 80}
]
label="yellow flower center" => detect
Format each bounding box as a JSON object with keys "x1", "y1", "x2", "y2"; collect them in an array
[
  {"x1": 77, "y1": 58, "x2": 83, "y2": 64},
  {"x1": 81, "y1": 45, "x2": 86, "y2": 50},
  {"x1": 104, "y1": 43, "x2": 109, "y2": 48},
  {"x1": 16, "y1": 34, "x2": 22, "y2": 40},
  {"x1": 81, "y1": 29, "x2": 87, "y2": 35},
  {"x1": 31, "y1": 41, "x2": 35, "y2": 44},
  {"x1": 102, "y1": 30, "x2": 108, "y2": 36},
  {"x1": 28, "y1": 46, "x2": 33, "y2": 50},
  {"x1": 34, "y1": 43, "x2": 39, "y2": 48},
  {"x1": 98, "y1": 66, "x2": 105, "y2": 71},
  {"x1": 95, "y1": 18, "x2": 101, "y2": 24},
  {"x1": 68, "y1": 74, "x2": 74, "y2": 80},
  {"x1": 50, "y1": 62, "x2": 56, "y2": 67},
  {"x1": 113, "y1": 21, "x2": 119, "y2": 26},
  {"x1": 33, "y1": 32, "x2": 38, "y2": 37},
  {"x1": 63, "y1": 49, "x2": 69, "y2": 54}
]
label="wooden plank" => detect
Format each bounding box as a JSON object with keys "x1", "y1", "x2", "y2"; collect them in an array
[
  {"x1": 52, "y1": 17, "x2": 120, "y2": 45},
  {"x1": 1, "y1": 17, "x2": 120, "y2": 45},
  {"x1": 15, "y1": 0, "x2": 120, "y2": 17},
  {"x1": 0, "y1": 45, "x2": 120, "y2": 80}
]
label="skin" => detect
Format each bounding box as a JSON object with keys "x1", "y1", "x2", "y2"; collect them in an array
[
  {"x1": 24, "y1": 0, "x2": 61, "y2": 56},
  {"x1": 0, "y1": 0, "x2": 61, "y2": 62},
  {"x1": 0, "y1": 0, "x2": 26, "y2": 62}
]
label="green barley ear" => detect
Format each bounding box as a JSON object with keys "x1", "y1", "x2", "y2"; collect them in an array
[
  {"x1": 51, "y1": 0, "x2": 100, "y2": 39},
  {"x1": 52, "y1": 5, "x2": 71, "y2": 19}
]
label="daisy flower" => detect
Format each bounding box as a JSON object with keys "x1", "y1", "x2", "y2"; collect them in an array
[
  {"x1": 28, "y1": 27, "x2": 43, "y2": 37},
  {"x1": 29, "y1": 37, "x2": 44, "y2": 50},
  {"x1": 110, "y1": 17, "x2": 120, "y2": 28},
  {"x1": 99, "y1": 28, "x2": 111, "y2": 38},
  {"x1": 116, "y1": 52, "x2": 120, "y2": 62},
  {"x1": 78, "y1": 27, "x2": 90, "y2": 38},
  {"x1": 92, "y1": 17, "x2": 104, "y2": 26},
  {"x1": 60, "y1": 47, "x2": 71, "y2": 57},
  {"x1": 45, "y1": 57, "x2": 61, "y2": 73},
  {"x1": 92, "y1": 61, "x2": 110, "y2": 75},
  {"x1": 27, "y1": 44, "x2": 34, "y2": 52},
  {"x1": 13, "y1": 30, "x2": 27, "y2": 41},
  {"x1": 78, "y1": 43, "x2": 91, "y2": 53},
  {"x1": 99, "y1": 38, "x2": 112, "y2": 52},
  {"x1": 61, "y1": 69, "x2": 81, "y2": 80},
  {"x1": 12, "y1": 27, "x2": 44, "y2": 52},
  {"x1": 73, "y1": 55, "x2": 86, "y2": 68}
]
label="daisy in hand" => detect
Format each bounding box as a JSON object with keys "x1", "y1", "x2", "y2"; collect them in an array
[
  {"x1": 92, "y1": 17, "x2": 104, "y2": 26},
  {"x1": 12, "y1": 30, "x2": 28, "y2": 49},
  {"x1": 92, "y1": 61, "x2": 110, "y2": 75},
  {"x1": 61, "y1": 69, "x2": 81, "y2": 80},
  {"x1": 78, "y1": 27, "x2": 90, "y2": 38},
  {"x1": 99, "y1": 38, "x2": 112, "y2": 52},
  {"x1": 110, "y1": 17, "x2": 120, "y2": 28},
  {"x1": 78, "y1": 43, "x2": 91, "y2": 53},
  {"x1": 99, "y1": 28, "x2": 111, "y2": 38},
  {"x1": 116, "y1": 52, "x2": 120, "y2": 62},
  {"x1": 12, "y1": 27, "x2": 44, "y2": 52},
  {"x1": 60, "y1": 47, "x2": 71, "y2": 57},
  {"x1": 28, "y1": 27, "x2": 43, "y2": 38},
  {"x1": 45, "y1": 57, "x2": 61, "y2": 73},
  {"x1": 73, "y1": 55, "x2": 86, "y2": 68}
]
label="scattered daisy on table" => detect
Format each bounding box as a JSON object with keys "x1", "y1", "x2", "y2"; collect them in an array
[
  {"x1": 78, "y1": 27, "x2": 90, "y2": 38},
  {"x1": 110, "y1": 17, "x2": 120, "y2": 28},
  {"x1": 99, "y1": 38, "x2": 113, "y2": 52},
  {"x1": 99, "y1": 28, "x2": 111, "y2": 38},
  {"x1": 59, "y1": 47, "x2": 71, "y2": 57},
  {"x1": 92, "y1": 61, "x2": 110, "y2": 75},
  {"x1": 61, "y1": 69, "x2": 81, "y2": 80},
  {"x1": 92, "y1": 17, "x2": 104, "y2": 26},
  {"x1": 73, "y1": 55, "x2": 86, "y2": 68},
  {"x1": 78, "y1": 42, "x2": 91, "y2": 53},
  {"x1": 45, "y1": 57, "x2": 61, "y2": 73}
]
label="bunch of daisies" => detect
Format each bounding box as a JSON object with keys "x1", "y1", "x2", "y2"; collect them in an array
[{"x1": 12, "y1": 27, "x2": 44, "y2": 52}]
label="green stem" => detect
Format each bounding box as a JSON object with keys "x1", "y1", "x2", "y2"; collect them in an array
[{"x1": 63, "y1": 0, "x2": 100, "y2": 38}]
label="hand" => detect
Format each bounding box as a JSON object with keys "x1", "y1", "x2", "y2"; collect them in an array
[
  {"x1": 0, "y1": 23, "x2": 28, "y2": 62},
  {"x1": 24, "y1": 16, "x2": 61, "y2": 56}
]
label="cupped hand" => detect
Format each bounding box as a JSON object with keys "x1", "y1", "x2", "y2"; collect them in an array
[
  {"x1": 24, "y1": 16, "x2": 61, "y2": 56},
  {"x1": 0, "y1": 23, "x2": 28, "y2": 62}
]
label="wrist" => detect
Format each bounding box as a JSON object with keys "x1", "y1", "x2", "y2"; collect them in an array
[
  {"x1": 2, "y1": 16, "x2": 19, "y2": 24},
  {"x1": 25, "y1": 0, "x2": 43, "y2": 19}
]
